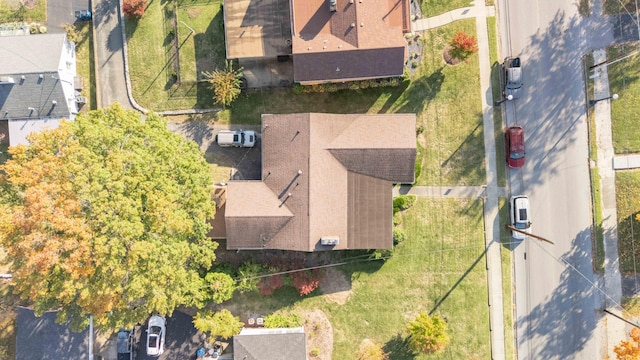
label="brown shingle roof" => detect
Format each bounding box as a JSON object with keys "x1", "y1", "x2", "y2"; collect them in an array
[
  {"x1": 290, "y1": 0, "x2": 409, "y2": 82},
  {"x1": 225, "y1": 113, "x2": 416, "y2": 251}
]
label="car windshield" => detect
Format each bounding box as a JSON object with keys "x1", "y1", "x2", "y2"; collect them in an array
[
  {"x1": 511, "y1": 151, "x2": 524, "y2": 159},
  {"x1": 149, "y1": 326, "x2": 161, "y2": 335},
  {"x1": 515, "y1": 222, "x2": 527, "y2": 230}
]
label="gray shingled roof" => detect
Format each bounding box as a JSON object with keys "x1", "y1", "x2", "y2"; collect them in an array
[
  {"x1": 16, "y1": 307, "x2": 90, "y2": 360},
  {"x1": 233, "y1": 327, "x2": 306, "y2": 360},
  {"x1": 0, "y1": 71, "x2": 72, "y2": 120},
  {"x1": 225, "y1": 113, "x2": 416, "y2": 251}
]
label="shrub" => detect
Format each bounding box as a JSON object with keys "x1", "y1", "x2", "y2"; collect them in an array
[
  {"x1": 264, "y1": 311, "x2": 303, "y2": 328},
  {"x1": 393, "y1": 228, "x2": 406, "y2": 245},
  {"x1": 202, "y1": 60, "x2": 244, "y2": 108},
  {"x1": 448, "y1": 30, "x2": 478, "y2": 61},
  {"x1": 290, "y1": 270, "x2": 321, "y2": 296},
  {"x1": 406, "y1": 313, "x2": 450, "y2": 354},
  {"x1": 122, "y1": 0, "x2": 148, "y2": 19},
  {"x1": 292, "y1": 83, "x2": 305, "y2": 94},
  {"x1": 193, "y1": 310, "x2": 244, "y2": 340},
  {"x1": 62, "y1": 24, "x2": 78, "y2": 43},
  {"x1": 257, "y1": 274, "x2": 285, "y2": 295},
  {"x1": 237, "y1": 262, "x2": 263, "y2": 293},
  {"x1": 39, "y1": 26, "x2": 47, "y2": 33},
  {"x1": 310, "y1": 348, "x2": 320, "y2": 357},
  {"x1": 393, "y1": 195, "x2": 417, "y2": 214},
  {"x1": 356, "y1": 339, "x2": 388, "y2": 360}
]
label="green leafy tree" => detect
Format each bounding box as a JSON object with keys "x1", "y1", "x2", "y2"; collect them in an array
[
  {"x1": 193, "y1": 309, "x2": 244, "y2": 339},
  {"x1": 202, "y1": 60, "x2": 244, "y2": 108},
  {"x1": 406, "y1": 313, "x2": 450, "y2": 354},
  {"x1": 0, "y1": 104, "x2": 218, "y2": 330},
  {"x1": 204, "y1": 272, "x2": 236, "y2": 304}
]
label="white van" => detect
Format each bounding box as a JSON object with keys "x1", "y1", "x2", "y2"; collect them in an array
[{"x1": 217, "y1": 130, "x2": 256, "y2": 148}]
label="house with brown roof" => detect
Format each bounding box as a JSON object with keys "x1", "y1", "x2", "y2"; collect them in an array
[
  {"x1": 224, "y1": 113, "x2": 416, "y2": 251},
  {"x1": 223, "y1": 0, "x2": 410, "y2": 84}
]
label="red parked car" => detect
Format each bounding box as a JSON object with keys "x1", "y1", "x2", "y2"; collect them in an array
[{"x1": 505, "y1": 126, "x2": 525, "y2": 168}]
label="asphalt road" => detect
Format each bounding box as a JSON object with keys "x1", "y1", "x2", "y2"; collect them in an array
[{"x1": 498, "y1": 0, "x2": 615, "y2": 358}]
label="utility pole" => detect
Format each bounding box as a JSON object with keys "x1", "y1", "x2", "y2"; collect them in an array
[{"x1": 504, "y1": 225, "x2": 555, "y2": 244}]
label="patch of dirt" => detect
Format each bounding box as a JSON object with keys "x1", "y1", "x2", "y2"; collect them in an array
[
  {"x1": 301, "y1": 309, "x2": 333, "y2": 360},
  {"x1": 443, "y1": 45, "x2": 462, "y2": 66},
  {"x1": 186, "y1": 7, "x2": 201, "y2": 19},
  {"x1": 318, "y1": 267, "x2": 352, "y2": 305},
  {"x1": 22, "y1": 0, "x2": 38, "y2": 8}
]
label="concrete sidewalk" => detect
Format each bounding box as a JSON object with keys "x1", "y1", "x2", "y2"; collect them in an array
[
  {"x1": 592, "y1": 48, "x2": 626, "y2": 357},
  {"x1": 412, "y1": 6, "x2": 496, "y2": 31}
]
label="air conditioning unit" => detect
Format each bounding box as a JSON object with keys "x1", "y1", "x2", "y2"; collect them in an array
[{"x1": 320, "y1": 237, "x2": 339, "y2": 246}]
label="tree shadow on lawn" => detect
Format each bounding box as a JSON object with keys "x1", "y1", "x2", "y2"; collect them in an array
[
  {"x1": 394, "y1": 67, "x2": 445, "y2": 115},
  {"x1": 383, "y1": 332, "x2": 416, "y2": 360}
]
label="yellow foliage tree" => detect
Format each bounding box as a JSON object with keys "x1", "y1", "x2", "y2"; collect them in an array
[{"x1": 615, "y1": 327, "x2": 640, "y2": 360}]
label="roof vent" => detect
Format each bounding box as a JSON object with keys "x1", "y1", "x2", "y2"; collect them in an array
[
  {"x1": 298, "y1": 170, "x2": 303, "y2": 175},
  {"x1": 0, "y1": 76, "x2": 15, "y2": 84},
  {"x1": 360, "y1": 22, "x2": 364, "y2": 27},
  {"x1": 52, "y1": 100, "x2": 57, "y2": 105},
  {"x1": 351, "y1": 23, "x2": 355, "y2": 28},
  {"x1": 39, "y1": 74, "x2": 44, "y2": 79},
  {"x1": 336, "y1": 67, "x2": 340, "y2": 72}
]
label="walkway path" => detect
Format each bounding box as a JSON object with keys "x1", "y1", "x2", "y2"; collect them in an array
[
  {"x1": 412, "y1": 6, "x2": 495, "y2": 31},
  {"x1": 393, "y1": 185, "x2": 507, "y2": 198}
]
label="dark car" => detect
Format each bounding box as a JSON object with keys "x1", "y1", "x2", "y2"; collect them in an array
[
  {"x1": 117, "y1": 329, "x2": 134, "y2": 360},
  {"x1": 505, "y1": 126, "x2": 525, "y2": 168}
]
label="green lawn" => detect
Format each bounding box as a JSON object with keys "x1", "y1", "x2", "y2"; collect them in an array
[
  {"x1": 216, "y1": 199, "x2": 491, "y2": 359},
  {"x1": 0, "y1": 0, "x2": 46, "y2": 23},
  {"x1": 419, "y1": 0, "x2": 475, "y2": 18},
  {"x1": 498, "y1": 197, "x2": 514, "y2": 360},
  {"x1": 584, "y1": 52, "x2": 605, "y2": 271},
  {"x1": 126, "y1": 0, "x2": 217, "y2": 110},
  {"x1": 487, "y1": 16, "x2": 507, "y2": 188},
  {"x1": 74, "y1": 22, "x2": 96, "y2": 111},
  {"x1": 603, "y1": 0, "x2": 638, "y2": 14},
  {"x1": 615, "y1": 170, "x2": 640, "y2": 273},
  {"x1": 414, "y1": 19, "x2": 485, "y2": 186},
  {"x1": 608, "y1": 45, "x2": 640, "y2": 154}
]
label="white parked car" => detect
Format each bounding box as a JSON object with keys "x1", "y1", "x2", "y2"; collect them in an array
[
  {"x1": 146, "y1": 315, "x2": 166, "y2": 357},
  {"x1": 217, "y1": 130, "x2": 256, "y2": 148},
  {"x1": 510, "y1": 195, "x2": 531, "y2": 240}
]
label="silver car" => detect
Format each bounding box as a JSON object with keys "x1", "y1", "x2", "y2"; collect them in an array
[
  {"x1": 503, "y1": 57, "x2": 523, "y2": 100},
  {"x1": 146, "y1": 315, "x2": 166, "y2": 357}
]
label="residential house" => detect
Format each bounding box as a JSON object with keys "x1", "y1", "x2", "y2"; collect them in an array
[
  {"x1": 15, "y1": 307, "x2": 91, "y2": 360},
  {"x1": 0, "y1": 33, "x2": 81, "y2": 146},
  {"x1": 233, "y1": 327, "x2": 307, "y2": 360},
  {"x1": 224, "y1": 113, "x2": 416, "y2": 251},
  {"x1": 223, "y1": 0, "x2": 410, "y2": 84}
]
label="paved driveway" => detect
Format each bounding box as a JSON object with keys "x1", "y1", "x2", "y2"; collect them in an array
[
  {"x1": 47, "y1": 0, "x2": 91, "y2": 33},
  {"x1": 135, "y1": 311, "x2": 205, "y2": 360},
  {"x1": 167, "y1": 121, "x2": 262, "y2": 181}
]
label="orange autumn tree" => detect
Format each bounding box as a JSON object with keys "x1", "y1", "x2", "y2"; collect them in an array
[
  {"x1": 448, "y1": 30, "x2": 478, "y2": 61},
  {"x1": 615, "y1": 327, "x2": 640, "y2": 360},
  {"x1": 0, "y1": 104, "x2": 231, "y2": 330}
]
